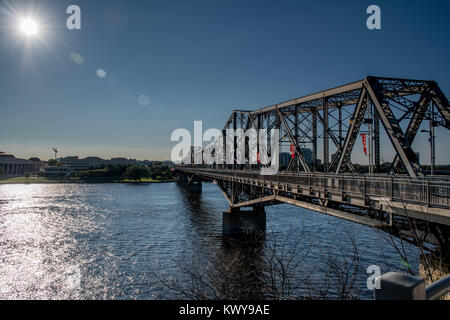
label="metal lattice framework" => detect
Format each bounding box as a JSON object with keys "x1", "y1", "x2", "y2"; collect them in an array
[
  {"x1": 176, "y1": 76, "x2": 450, "y2": 247},
  {"x1": 218, "y1": 76, "x2": 450, "y2": 178}
]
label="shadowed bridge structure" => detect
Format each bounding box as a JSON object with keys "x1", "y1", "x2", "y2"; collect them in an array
[{"x1": 175, "y1": 76, "x2": 450, "y2": 251}]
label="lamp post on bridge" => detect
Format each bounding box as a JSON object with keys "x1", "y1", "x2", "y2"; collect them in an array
[
  {"x1": 421, "y1": 125, "x2": 436, "y2": 176},
  {"x1": 421, "y1": 101, "x2": 436, "y2": 176}
]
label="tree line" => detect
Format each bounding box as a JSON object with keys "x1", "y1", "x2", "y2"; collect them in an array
[{"x1": 75, "y1": 164, "x2": 174, "y2": 182}]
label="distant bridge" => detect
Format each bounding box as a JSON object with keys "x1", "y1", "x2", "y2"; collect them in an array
[{"x1": 175, "y1": 76, "x2": 450, "y2": 250}]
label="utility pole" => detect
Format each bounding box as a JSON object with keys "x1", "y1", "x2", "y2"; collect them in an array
[
  {"x1": 365, "y1": 103, "x2": 373, "y2": 175},
  {"x1": 431, "y1": 101, "x2": 436, "y2": 176},
  {"x1": 52, "y1": 147, "x2": 58, "y2": 160}
]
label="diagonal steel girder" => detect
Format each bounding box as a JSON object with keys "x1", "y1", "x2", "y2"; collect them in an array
[
  {"x1": 215, "y1": 180, "x2": 233, "y2": 206},
  {"x1": 316, "y1": 111, "x2": 356, "y2": 173},
  {"x1": 365, "y1": 77, "x2": 423, "y2": 177},
  {"x1": 428, "y1": 82, "x2": 450, "y2": 129},
  {"x1": 277, "y1": 109, "x2": 311, "y2": 172},
  {"x1": 391, "y1": 92, "x2": 431, "y2": 173},
  {"x1": 285, "y1": 112, "x2": 314, "y2": 143},
  {"x1": 334, "y1": 88, "x2": 369, "y2": 174},
  {"x1": 286, "y1": 110, "x2": 314, "y2": 171}
]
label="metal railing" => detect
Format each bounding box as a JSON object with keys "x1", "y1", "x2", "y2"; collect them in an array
[
  {"x1": 374, "y1": 272, "x2": 450, "y2": 300},
  {"x1": 177, "y1": 167, "x2": 450, "y2": 210},
  {"x1": 426, "y1": 275, "x2": 450, "y2": 300}
]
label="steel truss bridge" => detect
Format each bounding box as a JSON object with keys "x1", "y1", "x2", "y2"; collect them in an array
[{"x1": 175, "y1": 76, "x2": 450, "y2": 249}]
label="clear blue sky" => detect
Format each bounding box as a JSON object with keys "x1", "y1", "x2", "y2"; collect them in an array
[{"x1": 0, "y1": 0, "x2": 449, "y2": 163}]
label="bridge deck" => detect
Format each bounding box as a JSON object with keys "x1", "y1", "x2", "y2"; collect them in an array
[{"x1": 177, "y1": 168, "x2": 450, "y2": 227}]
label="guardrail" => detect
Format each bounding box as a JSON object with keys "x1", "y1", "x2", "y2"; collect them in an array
[
  {"x1": 374, "y1": 272, "x2": 450, "y2": 300},
  {"x1": 177, "y1": 167, "x2": 450, "y2": 210}
]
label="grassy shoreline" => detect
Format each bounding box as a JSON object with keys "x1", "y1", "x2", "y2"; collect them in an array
[{"x1": 0, "y1": 176, "x2": 176, "y2": 185}]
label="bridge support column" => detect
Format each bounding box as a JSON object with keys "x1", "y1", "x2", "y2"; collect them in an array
[
  {"x1": 182, "y1": 182, "x2": 202, "y2": 193},
  {"x1": 223, "y1": 206, "x2": 266, "y2": 238},
  {"x1": 175, "y1": 171, "x2": 202, "y2": 193}
]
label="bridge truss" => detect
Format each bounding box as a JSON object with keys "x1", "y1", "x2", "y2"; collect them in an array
[
  {"x1": 221, "y1": 76, "x2": 450, "y2": 178},
  {"x1": 177, "y1": 76, "x2": 450, "y2": 249}
]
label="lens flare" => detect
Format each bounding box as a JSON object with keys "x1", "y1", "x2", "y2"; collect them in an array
[
  {"x1": 138, "y1": 94, "x2": 150, "y2": 107},
  {"x1": 96, "y1": 69, "x2": 107, "y2": 79}
]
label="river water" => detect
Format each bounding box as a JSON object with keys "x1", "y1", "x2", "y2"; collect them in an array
[{"x1": 0, "y1": 182, "x2": 419, "y2": 300}]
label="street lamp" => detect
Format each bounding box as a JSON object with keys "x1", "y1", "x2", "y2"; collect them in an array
[{"x1": 421, "y1": 124, "x2": 436, "y2": 176}]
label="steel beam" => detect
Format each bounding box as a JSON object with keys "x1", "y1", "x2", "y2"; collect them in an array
[
  {"x1": 312, "y1": 111, "x2": 317, "y2": 171},
  {"x1": 249, "y1": 80, "x2": 365, "y2": 115},
  {"x1": 277, "y1": 109, "x2": 311, "y2": 172},
  {"x1": 323, "y1": 98, "x2": 329, "y2": 173},
  {"x1": 366, "y1": 77, "x2": 423, "y2": 177},
  {"x1": 215, "y1": 180, "x2": 232, "y2": 206},
  {"x1": 391, "y1": 93, "x2": 431, "y2": 173},
  {"x1": 428, "y1": 82, "x2": 450, "y2": 129},
  {"x1": 374, "y1": 108, "x2": 380, "y2": 172},
  {"x1": 338, "y1": 104, "x2": 343, "y2": 148},
  {"x1": 334, "y1": 88, "x2": 369, "y2": 174},
  {"x1": 233, "y1": 112, "x2": 237, "y2": 168},
  {"x1": 318, "y1": 112, "x2": 356, "y2": 173}
]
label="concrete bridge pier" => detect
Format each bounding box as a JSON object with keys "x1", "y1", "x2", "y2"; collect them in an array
[
  {"x1": 182, "y1": 181, "x2": 202, "y2": 193},
  {"x1": 175, "y1": 170, "x2": 202, "y2": 193},
  {"x1": 223, "y1": 206, "x2": 266, "y2": 238}
]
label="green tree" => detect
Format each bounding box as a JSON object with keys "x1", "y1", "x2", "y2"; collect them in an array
[
  {"x1": 125, "y1": 165, "x2": 151, "y2": 182},
  {"x1": 24, "y1": 172, "x2": 31, "y2": 179},
  {"x1": 0, "y1": 168, "x2": 5, "y2": 176}
]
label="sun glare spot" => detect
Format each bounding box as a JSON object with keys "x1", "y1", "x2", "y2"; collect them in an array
[
  {"x1": 138, "y1": 94, "x2": 150, "y2": 107},
  {"x1": 96, "y1": 69, "x2": 107, "y2": 79},
  {"x1": 19, "y1": 18, "x2": 39, "y2": 36},
  {"x1": 70, "y1": 53, "x2": 85, "y2": 64}
]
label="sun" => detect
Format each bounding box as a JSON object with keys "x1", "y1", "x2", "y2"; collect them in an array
[{"x1": 19, "y1": 18, "x2": 39, "y2": 36}]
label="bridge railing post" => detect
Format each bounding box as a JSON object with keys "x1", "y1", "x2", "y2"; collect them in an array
[
  {"x1": 390, "y1": 176, "x2": 394, "y2": 199},
  {"x1": 374, "y1": 272, "x2": 425, "y2": 300},
  {"x1": 309, "y1": 175, "x2": 312, "y2": 195}
]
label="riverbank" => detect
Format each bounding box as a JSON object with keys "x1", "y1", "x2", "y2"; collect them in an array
[{"x1": 0, "y1": 176, "x2": 176, "y2": 185}]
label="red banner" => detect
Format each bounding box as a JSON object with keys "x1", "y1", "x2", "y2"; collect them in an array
[
  {"x1": 257, "y1": 152, "x2": 261, "y2": 164},
  {"x1": 290, "y1": 145, "x2": 295, "y2": 159},
  {"x1": 361, "y1": 134, "x2": 368, "y2": 156}
]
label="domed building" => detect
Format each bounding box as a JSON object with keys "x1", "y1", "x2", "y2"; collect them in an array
[{"x1": 0, "y1": 152, "x2": 36, "y2": 177}]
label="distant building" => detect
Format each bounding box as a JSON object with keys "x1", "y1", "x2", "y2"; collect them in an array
[
  {"x1": 42, "y1": 155, "x2": 154, "y2": 175},
  {"x1": 279, "y1": 152, "x2": 291, "y2": 168},
  {"x1": 43, "y1": 166, "x2": 69, "y2": 176},
  {"x1": 60, "y1": 156, "x2": 104, "y2": 171},
  {"x1": 0, "y1": 152, "x2": 35, "y2": 177},
  {"x1": 300, "y1": 148, "x2": 313, "y2": 166},
  {"x1": 279, "y1": 148, "x2": 312, "y2": 169},
  {"x1": 29, "y1": 157, "x2": 44, "y2": 171},
  {"x1": 108, "y1": 157, "x2": 133, "y2": 166}
]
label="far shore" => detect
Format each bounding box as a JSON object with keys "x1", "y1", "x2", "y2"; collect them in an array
[{"x1": 0, "y1": 176, "x2": 176, "y2": 185}]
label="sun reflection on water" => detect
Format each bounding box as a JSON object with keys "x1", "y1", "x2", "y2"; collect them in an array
[{"x1": 0, "y1": 184, "x2": 97, "y2": 299}]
